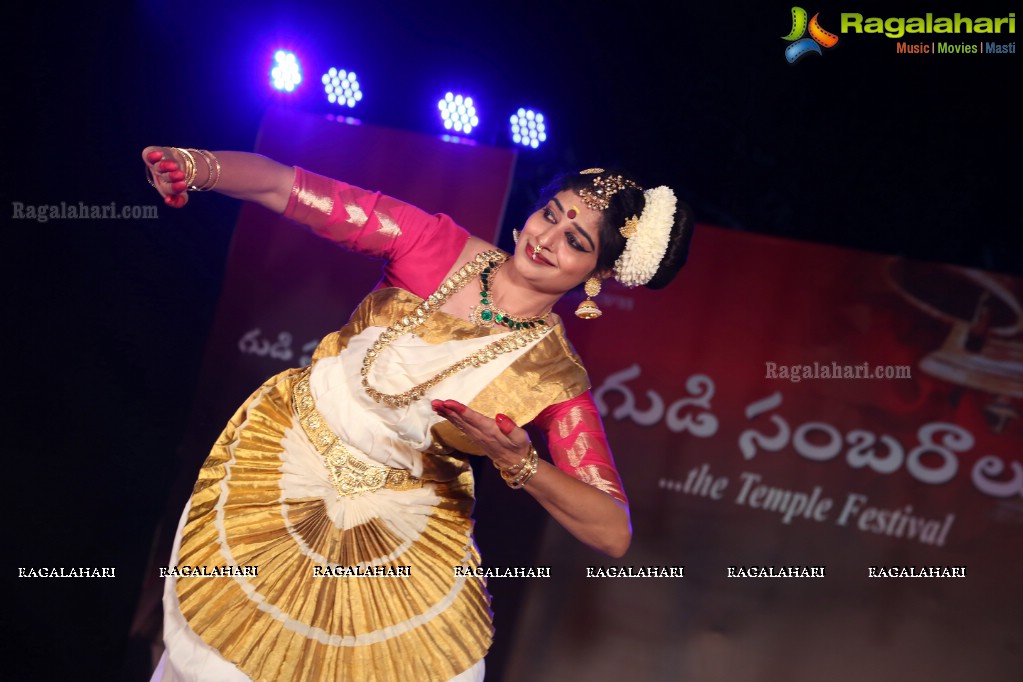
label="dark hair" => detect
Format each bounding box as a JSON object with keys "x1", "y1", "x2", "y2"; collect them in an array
[{"x1": 537, "y1": 170, "x2": 694, "y2": 290}]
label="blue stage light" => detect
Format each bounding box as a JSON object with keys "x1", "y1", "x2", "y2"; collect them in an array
[
  {"x1": 438, "y1": 92, "x2": 479, "y2": 135},
  {"x1": 271, "y1": 50, "x2": 302, "y2": 92},
  {"x1": 510, "y1": 108, "x2": 547, "y2": 149},
  {"x1": 322, "y1": 67, "x2": 363, "y2": 108}
]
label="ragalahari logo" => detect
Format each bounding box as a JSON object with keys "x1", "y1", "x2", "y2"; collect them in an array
[{"x1": 783, "y1": 7, "x2": 840, "y2": 63}]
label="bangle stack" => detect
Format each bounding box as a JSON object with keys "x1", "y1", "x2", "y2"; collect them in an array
[
  {"x1": 169, "y1": 147, "x2": 222, "y2": 192},
  {"x1": 493, "y1": 444, "x2": 540, "y2": 489},
  {"x1": 174, "y1": 147, "x2": 198, "y2": 188}
]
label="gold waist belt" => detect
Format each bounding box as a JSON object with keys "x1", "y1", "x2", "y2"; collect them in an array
[{"x1": 293, "y1": 368, "x2": 423, "y2": 497}]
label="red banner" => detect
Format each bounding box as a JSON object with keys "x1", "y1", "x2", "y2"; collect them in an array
[{"x1": 505, "y1": 229, "x2": 1023, "y2": 680}]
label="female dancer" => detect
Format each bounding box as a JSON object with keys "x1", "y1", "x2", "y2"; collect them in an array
[{"x1": 143, "y1": 146, "x2": 693, "y2": 681}]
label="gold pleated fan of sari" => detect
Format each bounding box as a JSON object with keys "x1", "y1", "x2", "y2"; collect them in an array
[{"x1": 175, "y1": 368, "x2": 493, "y2": 682}]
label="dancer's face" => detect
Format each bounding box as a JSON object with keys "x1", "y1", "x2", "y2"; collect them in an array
[{"x1": 514, "y1": 190, "x2": 605, "y2": 294}]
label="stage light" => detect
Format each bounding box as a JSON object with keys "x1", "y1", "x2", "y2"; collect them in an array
[
  {"x1": 510, "y1": 108, "x2": 547, "y2": 149},
  {"x1": 438, "y1": 92, "x2": 479, "y2": 135},
  {"x1": 321, "y1": 68, "x2": 363, "y2": 108},
  {"x1": 271, "y1": 50, "x2": 302, "y2": 92}
]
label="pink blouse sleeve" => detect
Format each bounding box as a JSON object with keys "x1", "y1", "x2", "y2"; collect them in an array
[
  {"x1": 533, "y1": 392, "x2": 628, "y2": 506},
  {"x1": 283, "y1": 166, "x2": 470, "y2": 297}
]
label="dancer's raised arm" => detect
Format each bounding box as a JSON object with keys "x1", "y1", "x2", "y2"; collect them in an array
[{"x1": 141, "y1": 146, "x2": 294, "y2": 213}]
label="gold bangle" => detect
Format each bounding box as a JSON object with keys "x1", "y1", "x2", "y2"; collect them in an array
[
  {"x1": 199, "y1": 150, "x2": 221, "y2": 191},
  {"x1": 189, "y1": 148, "x2": 212, "y2": 190},
  {"x1": 179, "y1": 148, "x2": 197, "y2": 187},
  {"x1": 508, "y1": 457, "x2": 538, "y2": 489},
  {"x1": 192, "y1": 149, "x2": 221, "y2": 191},
  {"x1": 172, "y1": 147, "x2": 197, "y2": 189},
  {"x1": 493, "y1": 447, "x2": 530, "y2": 476},
  {"x1": 501, "y1": 445, "x2": 539, "y2": 489}
]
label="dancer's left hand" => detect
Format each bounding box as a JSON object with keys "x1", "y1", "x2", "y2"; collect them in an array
[{"x1": 431, "y1": 399, "x2": 531, "y2": 470}]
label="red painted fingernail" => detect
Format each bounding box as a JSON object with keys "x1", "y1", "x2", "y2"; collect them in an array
[
  {"x1": 147, "y1": 151, "x2": 163, "y2": 162},
  {"x1": 495, "y1": 414, "x2": 515, "y2": 435},
  {"x1": 443, "y1": 401, "x2": 466, "y2": 414}
]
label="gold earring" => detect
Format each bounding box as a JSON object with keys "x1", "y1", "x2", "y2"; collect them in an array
[
  {"x1": 575, "y1": 276, "x2": 603, "y2": 319},
  {"x1": 512, "y1": 229, "x2": 519, "y2": 244}
]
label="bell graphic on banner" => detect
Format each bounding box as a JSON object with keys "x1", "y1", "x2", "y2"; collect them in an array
[{"x1": 888, "y1": 261, "x2": 1023, "y2": 433}]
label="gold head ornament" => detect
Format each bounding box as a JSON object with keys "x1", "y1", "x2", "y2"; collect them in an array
[{"x1": 577, "y1": 172, "x2": 642, "y2": 212}]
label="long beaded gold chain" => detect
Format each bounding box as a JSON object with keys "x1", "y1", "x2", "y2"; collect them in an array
[{"x1": 361, "y1": 250, "x2": 552, "y2": 408}]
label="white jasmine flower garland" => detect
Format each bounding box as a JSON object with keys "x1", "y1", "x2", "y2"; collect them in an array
[{"x1": 613, "y1": 186, "x2": 676, "y2": 287}]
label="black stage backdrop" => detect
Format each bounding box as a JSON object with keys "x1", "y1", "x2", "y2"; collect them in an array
[{"x1": 6, "y1": 1, "x2": 1019, "y2": 680}]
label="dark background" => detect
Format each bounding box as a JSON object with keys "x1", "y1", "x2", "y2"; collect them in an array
[{"x1": 6, "y1": 1, "x2": 1018, "y2": 679}]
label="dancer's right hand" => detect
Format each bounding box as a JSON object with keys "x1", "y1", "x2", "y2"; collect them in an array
[{"x1": 141, "y1": 146, "x2": 189, "y2": 208}]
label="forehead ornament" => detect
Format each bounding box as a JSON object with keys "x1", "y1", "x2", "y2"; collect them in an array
[{"x1": 577, "y1": 173, "x2": 641, "y2": 212}]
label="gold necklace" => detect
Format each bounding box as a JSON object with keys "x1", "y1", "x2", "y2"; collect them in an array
[
  {"x1": 361, "y1": 250, "x2": 552, "y2": 408},
  {"x1": 469, "y1": 257, "x2": 551, "y2": 330}
]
